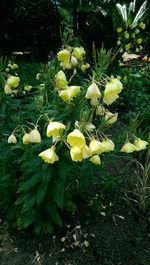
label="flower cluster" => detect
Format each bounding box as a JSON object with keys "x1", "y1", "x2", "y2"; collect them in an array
[
  {"x1": 57, "y1": 46, "x2": 90, "y2": 71},
  {"x1": 121, "y1": 137, "x2": 148, "y2": 153},
  {"x1": 116, "y1": 21, "x2": 146, "y2": 54},
  {"x1": 6, "y1": 44, "x2": 149, "y2": 168},
  {"x1": 4, "y1": 75, "x2": 20, "y2": 95}
]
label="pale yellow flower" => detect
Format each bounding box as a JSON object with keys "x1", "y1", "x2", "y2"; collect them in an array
[
  {"x1": 57, "y1": 49, "x2": 70, "y2": 62},
  {"x1": 82, "y1": 145, "x2": 92, "y2": 159},
  {"x1": 67, "y1": 129, "x2": 86, "y2": 148},
  {"x1": 81, "y1": 63, "x2": 90, "y2": 72},
  {"x1": 4, "y1": 84, "x2": 12, "y2": 94},
  {"x1": 121, "y1": 142, "x2": 136, "y2": 153},
  {"x1": 39, "y1": 146, "x2": 59, "y2": 164},
  {"x1": 22, "y1": 133, "x2": 30, "y2": 144},
  {"x1": 70, "y1": 146, "x2": 83, "y2": 162},
  {"x1": 89, "y1": 140, "x2": 105, "y2": 155},
  {"x1": 7, "y1": 76, "x2": 20, "y2": 88},
  {"x1": 8, "y1": 134, "x2": 17, "y2": 144},
  {"x1": 134, "y1": 138, "x2": 148, "y2": 151},
  {"x1": 60, "y1": 60, "x2": 71, "y2": 70},
  {"x1": 59, "y1": 86, "x2": 80, "y2": 101},
  {"x1": 72, "y1": 47, "x2": 86, "y2": 60},
  {"x1": 55, "y1": 70, "x2": 68, "y2": 89},
  {"x1": 90, "y1": 155, "x2": 101, "y2": 165},
  {"x1": 46, "y1": 121, "x2": 66, "y2": 137},
  {"x1": 24, "y1": 85, "x2": 32, "y2": 92},
  {"x1": 11, "y1": 64, "x2": 19, "y2": 70},
  {"x1": 85, "y1": 82, "x2": 101, "y2": 106},
  {"x1": 101, "y1": 138, "x2": 115, "y2": 152},
  {"x1": 103, "y1": 78, "x2": 123, "y2": 105},
  {"x1": 105, "y1": 111, "x2": 118, "y2": 124},
  {"x1": 29, "y1": 127, "x2": 41, "y2": 143}
]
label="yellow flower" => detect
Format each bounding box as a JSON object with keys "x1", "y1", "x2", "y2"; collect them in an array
[
  {"x1": 22, "y1": 133, "x2": 30, "y2": 144},
  {"x1": 89, "y1": 140, "x2": 105, "y2": 155},
  {"x1": 90, "y1": 155, "x2": 101, "y2": 165},
  {"x1": 134, "y1": 138, "x2": 148, "y2": 151},
  {"x1": 67, "y1": 129, "x2": 86, "y2": 148},
  {"x1": 24, "y1": 85, "x2": 32, "y2": 92},
  {"x1": 11, "y1": 64, "x2": 19, "y2": 70},
  {"x1": 85, "y1": 82, "x2": 101, "y2": 106},
  {"x1": 46, "y1": 121, "x2": 66, "y2": 137},
  {"x1": 72, "y1": 47, "x2": 86, "y2": 60},
  {"x1": 137, "y1": 38, "x2": 142, "y2": 44},
  {"x1": 139, "y1": 22, "x2": 146, "y2": 30},
  {"x1": 82, "y1": 145, "x2": 92, "y2": 159},
  {"x1": 105, "y1": 111, "x2": 118, "y2": 124},
  {"x1": 70, "y1": 146, "x2": 83, "y2": 162},
  {"x1": 117, "y1": 28, "x2": 122, "y2": 33},
  {"x1": 7, "y1": 76, "x2": 20, "y2": 88},
  {"x1": 29, "y1": 127, "x2": 41, "y2": 143},
  {"x1": 103, "y1": 78, "x2": 123, "y2": 105},
  {"x1": 111, "y1": 78, "x2": 123, "y2": 94},
  {"x1": 39, "y1": 146, "x2": 59, "y2": 164},
  {"x1": 59, "y1": 86, "x2": 80, "y2": 101},
  {"x1": 57, "y1": 49, "x2": 70, "y2": 62},
  {"x1": 101, "y1": 138, "x2": 115, "y2": 152},
  {"x1": 81, "y1": 63, "x2": 90, "y2": 72},
  {"x1": 55, "y1": 70, "x2": 68, "y2": 89},
  {"x1": 8, "y1": 134, "x2": 17, "y2": 144},
  {"x1": 121, "y1": 142, "x2": 136, "y2": 153},
  {"x1": 103, "y1": 91, "x2": 119, "y2": 105},
  {"x1": 60, "y1": 60, "x2": 71, "y2": 70},
  {"x1": 4, "y1": 84, "x2": 12, "y2": 94}
]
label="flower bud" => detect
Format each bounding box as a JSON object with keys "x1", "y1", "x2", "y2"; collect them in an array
[
  {"x1": 81, "y1": 63, "x2": 90, "y2": 72},
  {"x1": 8, "y1": 134, "x2": 17, "y2": 144},
  {"x1": 55, "y1": 70, "x2": 68, "y2": 89},
  {"x1": 24, "y1": 85, "x2": 32, "y2": 92},
  {"x1": 29, "y1": 127, "x2": 41, "y2": 143},
  {"x1": 22, "y1": 133, "x2": 30, "y2": 144},
  {"x1": 90, "y1": 155, "x2": 101, "y2": 165},
  {"x1": 4, "y1": 84, "x2": 12, "y2": 94},
  {"x1": 70, "y1": 56, "x2": 78, "y2": 67}
]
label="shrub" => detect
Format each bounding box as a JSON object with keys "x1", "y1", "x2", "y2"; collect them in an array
[{"x1": 0, "y1": 44, "x2": 149, "y2": 234}]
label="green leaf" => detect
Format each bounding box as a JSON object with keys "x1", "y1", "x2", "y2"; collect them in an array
[{"x1": 46, "y1": 202, "x2": 62, "y2": 227}]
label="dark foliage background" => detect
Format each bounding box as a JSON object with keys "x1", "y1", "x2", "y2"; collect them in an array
[{"x1": 0, "y1": 0, "x2": 61, "y2": 60}]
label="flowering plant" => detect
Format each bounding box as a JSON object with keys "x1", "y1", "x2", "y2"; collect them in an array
[{"x1": 0, "y1": 44, "x2": 149, "y2": 234}]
